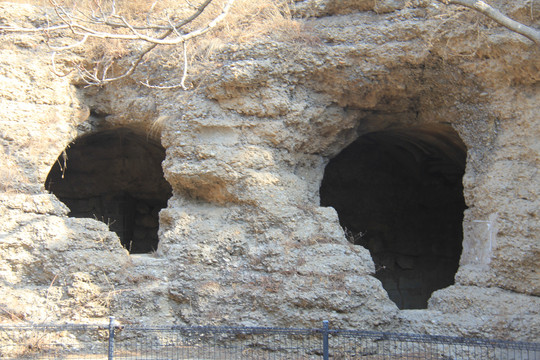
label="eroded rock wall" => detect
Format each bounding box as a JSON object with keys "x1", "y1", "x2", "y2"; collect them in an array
[{"x1": 0, "y1": 1, "x2": 538, "y2": 341}]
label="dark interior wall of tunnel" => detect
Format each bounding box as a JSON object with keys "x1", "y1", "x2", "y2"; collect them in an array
[
  {"x1": 320, "y1": 125, "x2": 467, "y2": 309},
  {"x1": 45, "y1": 128, "x2": 172, "y2": 254}
]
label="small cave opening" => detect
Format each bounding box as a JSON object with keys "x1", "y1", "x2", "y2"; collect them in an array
[
  {"x1": 320, "y1": 124, "x2": 467, "y2": 309},
  {"x1": 46, "y1": 128, "x2": 172, "y2": 254}
]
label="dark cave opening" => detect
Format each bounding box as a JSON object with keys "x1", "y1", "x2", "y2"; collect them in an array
[
  {"x1": 320, "y1": 124, "x2": 467, "y2": 309},
  {"x1": 46, "y1": 128, "x2": 172, "y2": 254}
]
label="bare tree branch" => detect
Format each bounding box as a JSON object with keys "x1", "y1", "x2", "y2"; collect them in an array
[
  {"x1": 41, "y1": 0, "x2": 232, "y2": 45},
  {"x1": 51, "y1": 51, "x2": 73, "y2": 77},
  {"x1": 181, "y1": 41, "x2": 190, "y2": 90},
  {"x1": 49, "y1": 34, "x2": 89, "y2": 51},
  {"x1": 140, "y1": 41, "x2": 191, "y2": 90},
  {"x1": 1, "y1": 0, "x2": 236, "y2": 87},
  {"x1": 437, "y1": 0, "x2": 540, "y2": 47},
  {"x1": 0, "y1": 24, "x2": 69, "y2": 33}
]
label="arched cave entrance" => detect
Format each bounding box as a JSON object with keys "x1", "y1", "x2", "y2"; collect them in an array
[
  {"x1": 46, "y1": 128, "x2": 172, "y2": 254},
  {"x1": 320, "y1": 124, "x2": 467, "y2": 309}
]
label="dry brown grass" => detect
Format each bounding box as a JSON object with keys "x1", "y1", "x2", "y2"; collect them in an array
[{"x1": 196, "y1": 0, "x2": 304, "y2": 43}]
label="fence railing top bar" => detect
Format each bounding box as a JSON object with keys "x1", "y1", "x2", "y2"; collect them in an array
[{"x1": 122, "y1": 324, "x2": 321, "y2": 335}]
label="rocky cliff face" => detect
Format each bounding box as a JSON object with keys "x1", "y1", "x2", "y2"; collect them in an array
[{"x1": 0, "y1": 1, "x2": 538, "y2": 341}]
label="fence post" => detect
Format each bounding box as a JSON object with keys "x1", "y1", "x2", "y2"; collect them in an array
[
  {"x1": 322, "y1": 320, "x2": 329, "y2": 360},
  {"x1": 108, "y1": 316, "x2": 115, "y2": 360}
]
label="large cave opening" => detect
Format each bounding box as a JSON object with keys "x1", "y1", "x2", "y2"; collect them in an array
[
  {"x1": 46, "y1": 128, "x2": 172, "y2": 254},
  {"x1": 320, "y1": 124, "x2": 467, "y2": 309}
]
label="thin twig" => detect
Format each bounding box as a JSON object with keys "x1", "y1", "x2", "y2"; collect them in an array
[
  {"x1": 140, "y1": 81, "x2": 186, "y2": 90},
  {"x1": 48, "y1": 34, "x2": 89, "y2": 51},
  {"x1": 0, "y1": 24, "x2": 69, "y2": 33},
  {"x1": 50, "y1": 52, "x2": 73, "y2": 77},
  {"x1": 140, "y1": 41, "x2": 191, "y2": 90},
  {"x1": 181, "y1": 41, "x2": 190, "y2": 90}
]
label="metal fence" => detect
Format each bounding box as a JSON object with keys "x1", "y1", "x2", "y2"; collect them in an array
[{"x1": 0, "y1": 318, "x2": 538, "y2": 359}]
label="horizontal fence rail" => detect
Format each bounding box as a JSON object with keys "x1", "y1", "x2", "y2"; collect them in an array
[{"x1": 0, "y1": 318, "x2": 539, "y2": 359}]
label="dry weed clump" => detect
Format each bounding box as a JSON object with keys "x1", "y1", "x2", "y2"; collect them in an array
[{"x1": 195, "y1": 0, "x2": 306, "y2": 43}]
